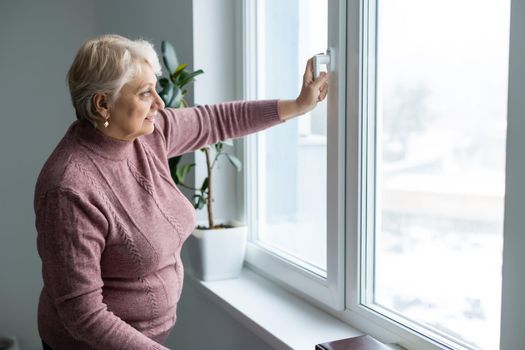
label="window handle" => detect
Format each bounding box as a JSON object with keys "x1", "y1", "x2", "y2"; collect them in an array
[{"x1": 313, "y1": 48, "x2": 334, "y2": 79}]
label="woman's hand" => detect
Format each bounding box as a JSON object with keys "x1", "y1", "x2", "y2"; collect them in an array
[
  {"x1": 278, "y1": 57, "x2": 329, "y2": 121},
  {"x1": 297, "y1": 57, "x2": 329, "y2": 112}
]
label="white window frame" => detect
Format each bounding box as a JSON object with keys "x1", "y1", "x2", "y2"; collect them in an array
[
  {"x1": 238, "y1": 0, "x2": 517, "y2": 349},
  {"x1": 240, "y1": 0, "x2": 347, "y2": 310}
]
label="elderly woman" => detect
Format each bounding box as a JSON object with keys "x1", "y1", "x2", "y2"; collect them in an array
[{"x1": 34, "y1": 34, "x2": 328, "y2": 350}]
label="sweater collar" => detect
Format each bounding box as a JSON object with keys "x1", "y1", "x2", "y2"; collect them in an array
[{"x1": 75, "y1": 120, "x2": 135, "y2": 161}]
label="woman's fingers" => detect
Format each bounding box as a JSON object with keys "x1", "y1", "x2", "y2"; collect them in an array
[
  {"x1": 303, "y1": 57, "x2": 330, "y2": 87},
  {"x1": 295, "y1": 57, "x2": 329, "y2": 113},
  {"x1": 318, "y1": 82, "x2": 328, "y2": 101},
  {"x1": 314, "y1": 71, "x2": 328, "y2": 87},
  {"x1": 312, "y1": 72, "x2": 328, "y2": 102},
  {"x1": 303, "y1": 58, "x2": 315, "y2": 86}
]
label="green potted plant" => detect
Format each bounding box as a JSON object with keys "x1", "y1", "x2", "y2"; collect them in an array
[{"x1": 159, "y1": 41, "x2": 247, "y2": 281}]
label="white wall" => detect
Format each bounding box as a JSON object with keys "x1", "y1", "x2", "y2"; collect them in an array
[
  {"x1": 94, "y1": 0, "x2": 194, "y2": 105},
  {"x1": 191, "y1": 0, "x2": 243, "y2": 225},
  {"x1": 0, "y1": 1, "x2": 96, "y2": 349},
  {"x1": 500, "y1": 0, "x2": 525, "y2": 349}
]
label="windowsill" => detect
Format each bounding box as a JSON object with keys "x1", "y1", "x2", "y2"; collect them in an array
[{"x1": 185, "y1": 267, "x2": 362, "y2": 350}]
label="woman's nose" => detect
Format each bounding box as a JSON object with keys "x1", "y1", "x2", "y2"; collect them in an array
[{"x1": 154, "y1": 90, "x2": 165, "y2": 110}]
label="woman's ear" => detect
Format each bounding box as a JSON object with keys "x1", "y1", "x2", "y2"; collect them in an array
[{"x1": 92, "y1": 93, "x2": 110, "y2": 118}]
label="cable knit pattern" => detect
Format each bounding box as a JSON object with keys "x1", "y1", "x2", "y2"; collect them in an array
[
  {"x1": 34, "y1": 100, "x2": 282, "y2": 350},
  {"x1": 126, "y1": 159, "x2": 186, "y2": 247}
]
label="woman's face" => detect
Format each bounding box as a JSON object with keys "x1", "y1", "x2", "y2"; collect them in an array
[{"x1": 104, "y1": 62, "x2": 165, "y2": 141}]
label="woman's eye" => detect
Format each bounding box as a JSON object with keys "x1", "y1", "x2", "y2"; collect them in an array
[{"x1": 141, "y1": 90, "x2": 152, "y2": 97}]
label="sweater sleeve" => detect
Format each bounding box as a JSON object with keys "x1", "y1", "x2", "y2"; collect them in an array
[
  {"x1": 35, "y1": 188, "x2": 169, "y2": 350},
  {"x1": 154, "y1": 99, "x2": 283, "y2": 158}
]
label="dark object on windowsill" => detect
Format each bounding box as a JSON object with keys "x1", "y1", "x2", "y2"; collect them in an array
[
  {"x1": 0, "y1": 337, "x2": 14, "y2": 350},
  {"x1": 316, "y1": 335, "x2": 391, "y2": 350}
]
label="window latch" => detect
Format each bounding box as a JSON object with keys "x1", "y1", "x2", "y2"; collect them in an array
[{"x1": 313, "y1": 48, "x2": 334, "y2": 79}]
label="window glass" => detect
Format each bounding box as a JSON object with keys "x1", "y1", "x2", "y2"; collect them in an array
[
  {"x1": 255, "y1": 0, "x2": 328, "y2": 274},
  {"x1": 372, "y1": 0, "x2": 510, "y2": 348}
]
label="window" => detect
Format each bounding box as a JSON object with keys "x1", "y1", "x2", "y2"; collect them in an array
[
  {"x1": 242, "y1": 0, "x2": 346, "y2": 309},
  {"x1": 241, "y1": 0, "x2": 510, "y2": 348},
  {"x1": 350, "y1": 0, "x2": 510, "y2": 349},
  {"x1": 251, "y1": 0, "x2": 328, "y2": 274}
]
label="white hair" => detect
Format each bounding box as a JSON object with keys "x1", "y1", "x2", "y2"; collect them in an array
[{"x1": 67, "y1": 34, "x2": 162, "y2": 125}]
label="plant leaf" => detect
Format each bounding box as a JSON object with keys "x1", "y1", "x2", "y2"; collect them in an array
[
  {"x1": 197, "y1": 196, "x2": 206, "y2": 210},
  {"x1": 168, "y1": 156, "x2": 182, "y2": 182},
  {"x1": 176, "y1": 163, "x2": 195, "y2": 183},
  {"x1": 158, "y1": 82, "x2": 174, "y2": 107},
  {"x1": 171, "y1": 63, "x2": 189, "y2": 81},
  {"x1": 168, "y1": 85, "x2": 182, "y2": 108},
  {"x1": 176, "y1": 70, "x2": 189, "y2": 85},
  {"x1": 226, "y1": 154, "x2": 242, "y2": 172},
  {"x1": 192, "y1": 195, "x2": 201, "y2": 209},
  {"x1": 200, "y1": 178, "x2": 209, "y2": 193},
  {"x1": 161, "y1": 41, "x2": 179, "y2": 74},
  {"x1": 159, "y1": 77, "x2": 170, "y2": 88},
  {"x1": 192, "y1": 194, "x2": 203, "y2": 210},
  {"x1": 179, "y1": 69, "x2": 204, "y2": 88}
]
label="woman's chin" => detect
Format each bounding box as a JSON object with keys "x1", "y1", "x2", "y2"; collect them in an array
[
  {"x1": 139, "y1": 121, "x2": 155, "y2": 135},
  {"x1": 142, "y1": 125, "x2": 155, "y2": 136}
]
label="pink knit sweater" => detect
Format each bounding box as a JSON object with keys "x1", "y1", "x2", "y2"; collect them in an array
[{"x1": 34, "y1": 100, "x2": 282, "y2": 350}]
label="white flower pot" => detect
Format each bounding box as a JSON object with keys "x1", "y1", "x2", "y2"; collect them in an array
[{"x1": 182, "y1": 220, "x2": 247, "y2": 281}]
